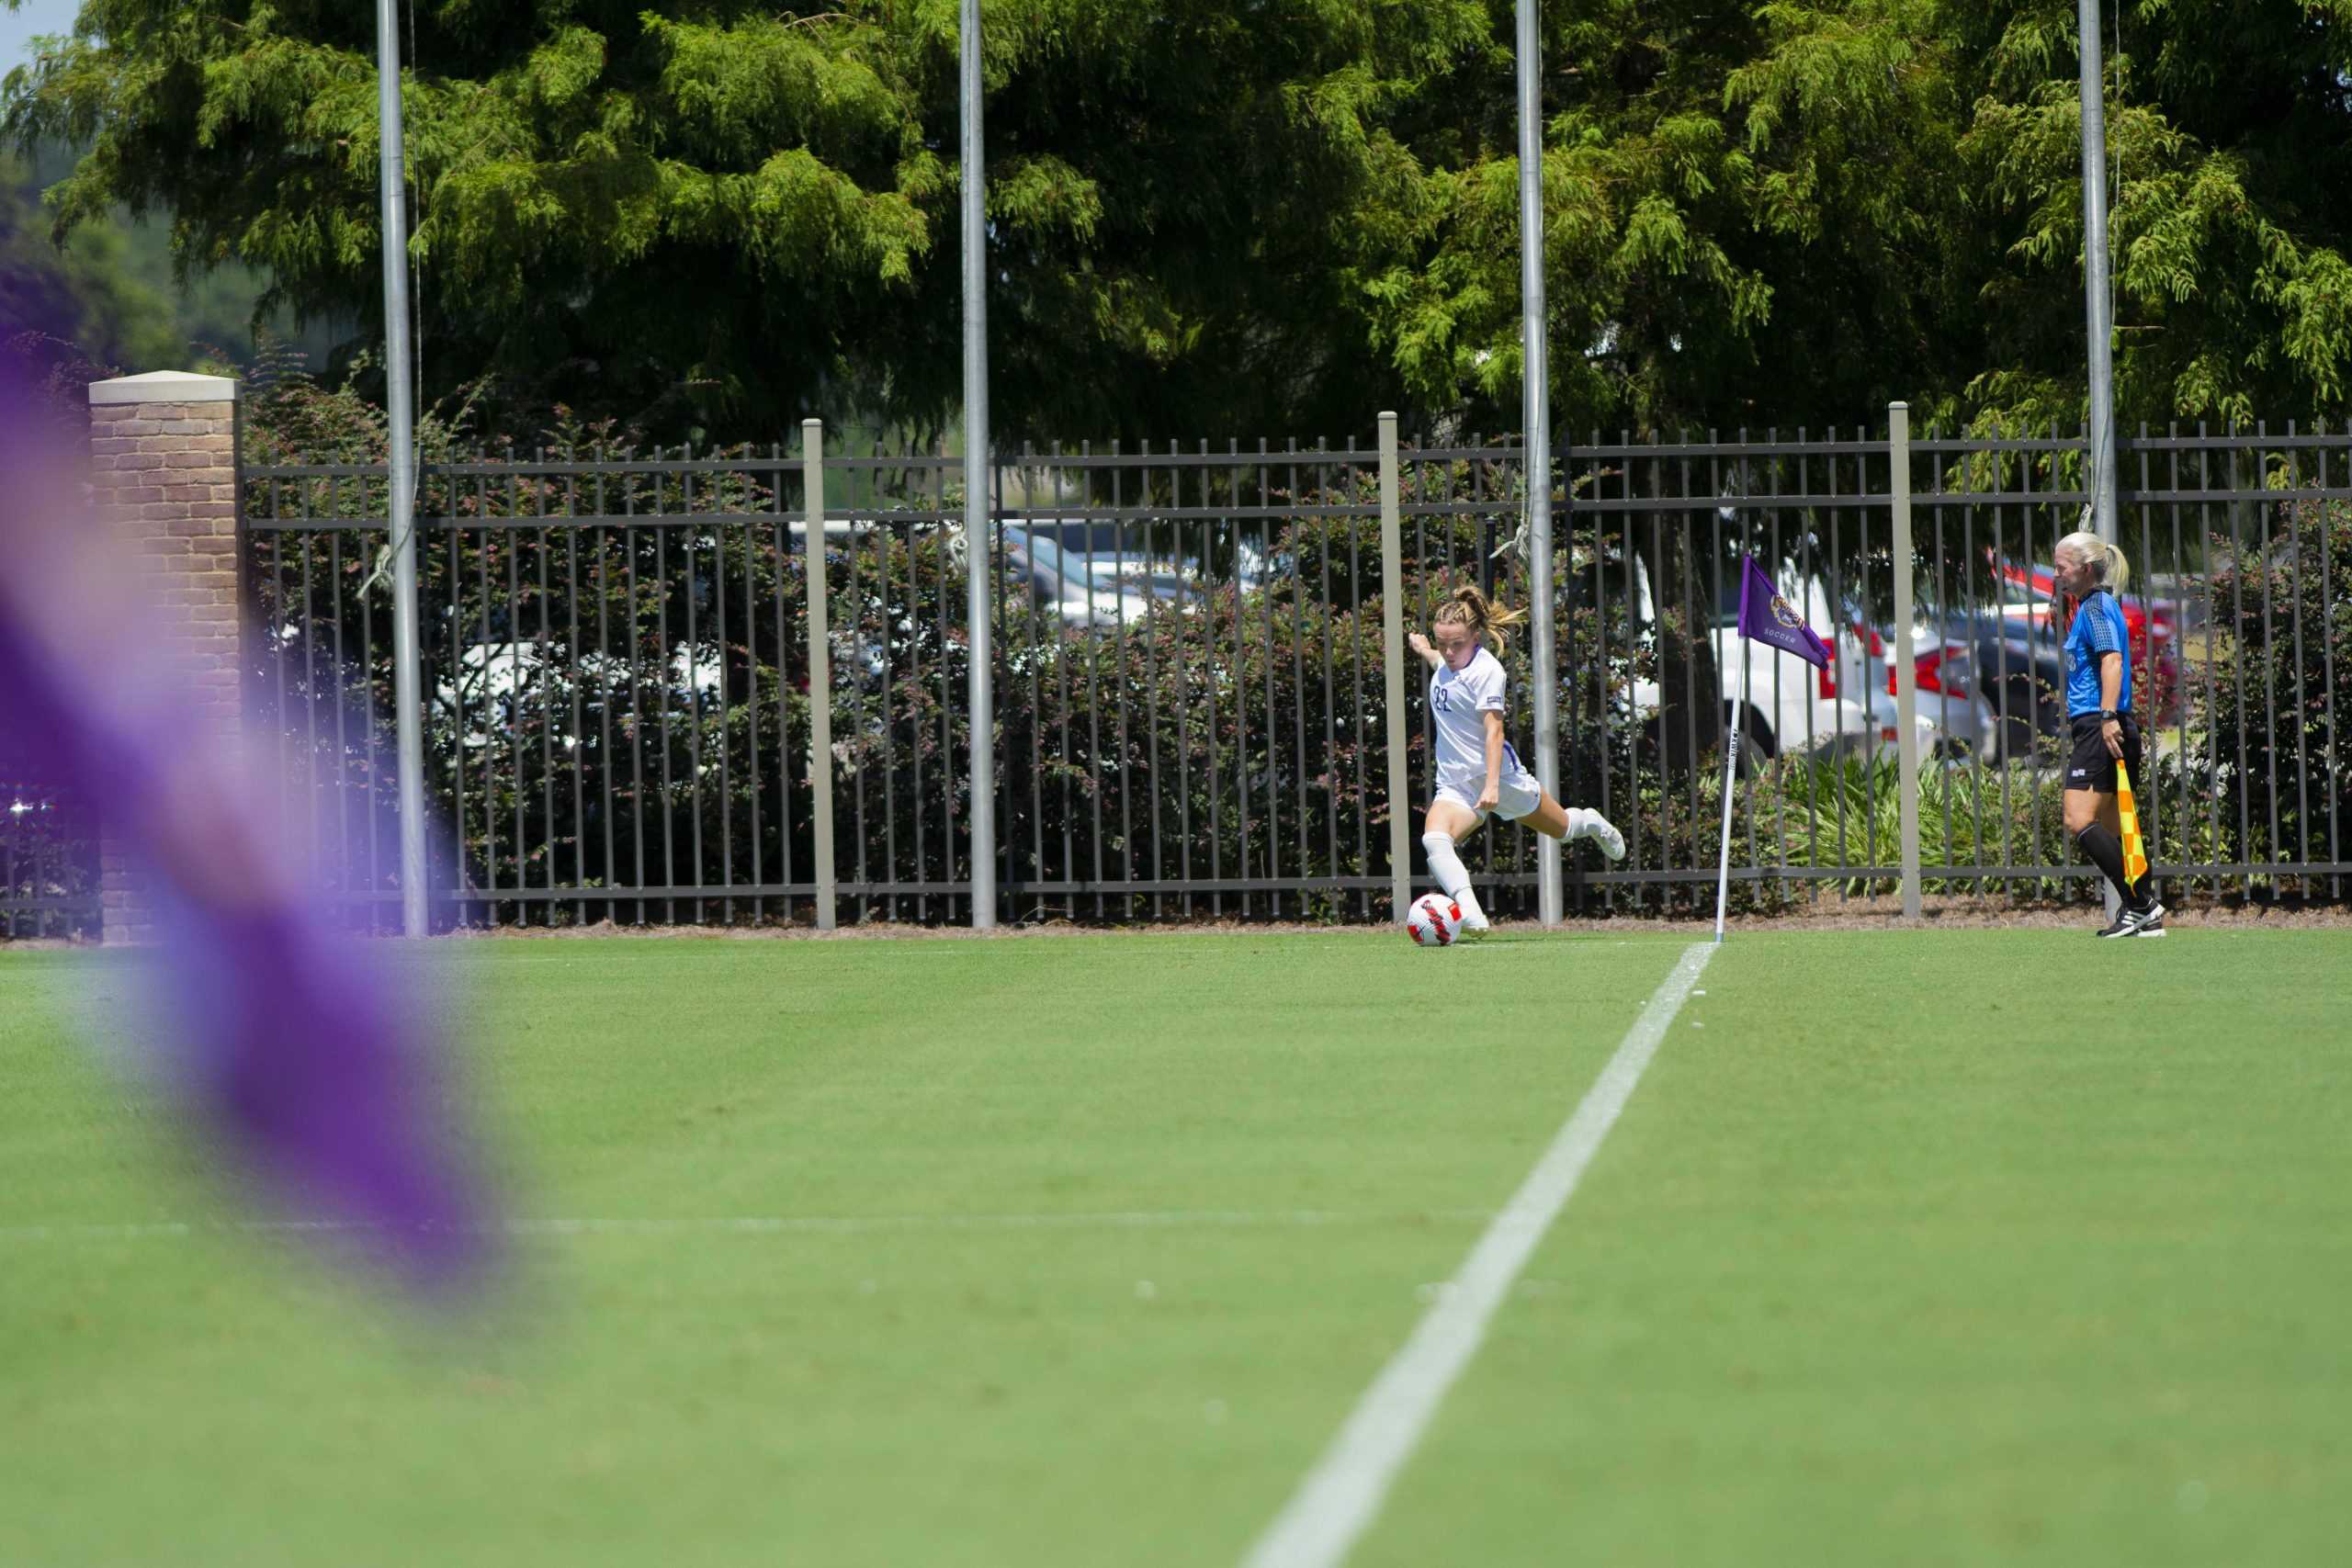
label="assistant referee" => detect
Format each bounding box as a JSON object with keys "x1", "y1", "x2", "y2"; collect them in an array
[{"x1": 2052, "y1": 530, "x2": 2164, "y2": 938}]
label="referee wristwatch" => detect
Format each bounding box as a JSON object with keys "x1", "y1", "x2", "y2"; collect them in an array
[{"x1": 2097, "y1": 708, "x2": 2119, "y2": 720}]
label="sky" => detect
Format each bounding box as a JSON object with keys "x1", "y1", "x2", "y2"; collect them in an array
[{"x1": 0, "y1": 0, "x2": 79, "y2": 76}]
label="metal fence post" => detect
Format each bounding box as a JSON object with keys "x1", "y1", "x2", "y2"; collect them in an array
[
  {"x1": 1890, "y1": 402, "x2": 1922, "y2": 919},
  {"x1": 804, "y1": 418, "x2": 837, "y2": 931},
  {"x1": 1380, "y1": 412, "x2": 1411, "y2": 923}
]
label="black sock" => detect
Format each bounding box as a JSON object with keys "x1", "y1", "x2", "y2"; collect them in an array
[{"x1": 2075, "y1": 824, "x2": 2141, "y2": 908}]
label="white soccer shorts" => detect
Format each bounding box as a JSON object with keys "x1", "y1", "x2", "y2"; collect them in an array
[{"x1": 1431, "y1": 754, "x2": 1542, "y2": 823}]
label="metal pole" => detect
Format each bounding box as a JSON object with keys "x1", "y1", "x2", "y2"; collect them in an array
[
  {"x1": 376, "y1": 0, "x2": 427, "y2": 939},
  {"x1": 2076, "y1": 4, "x2": 2124, "y2": 922},
  {"x1": 1713, "y1": 650, "x2": 1747, "y2": 942},
  {"x1": 1518, "y1": 0, "x2": 1562, "y2": 928},
  {"x1": 961, "y1": 0, "x2": 996, "y2": 930},
  {"x1": 1379, "y1": 412, "x2": 1411, "y2": 924},
  {"x1": 804, "y1": 419, "x2": 837, "y2": 931},
  {"x1": 2077, "y1": 0, "x2": 2118, "y2": 544},
  {"x1": 1891, "y1": 402, "x2": 1922, "y2": 919}
]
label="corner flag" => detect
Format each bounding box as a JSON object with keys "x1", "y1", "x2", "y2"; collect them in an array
[
  {"x1": 1717, "y1": 557, "x2": 1832, "y2": 942},
  {"x1": 1734, "y1": 555, "x2": 1831, "y2": 670}
]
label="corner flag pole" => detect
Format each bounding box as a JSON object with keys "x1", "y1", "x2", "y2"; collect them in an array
[
  {"x1": 1713, "y1": 649, "x2": 1748, "y2": 942},
  {"x1": 1715, "y1": 554, "x2": 1827, "y2": 942}
]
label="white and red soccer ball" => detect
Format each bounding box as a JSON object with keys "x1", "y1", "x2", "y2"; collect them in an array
[{"x1": 1406, "y1": 893, "x2": 1464, "y2": 947}]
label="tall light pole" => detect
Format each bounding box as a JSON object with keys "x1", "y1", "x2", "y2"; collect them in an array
[
  {"x1": 1518, "y1": 0, "x2": 1562, "y2": 925},
  {"x1": 376, "y1": 0, "x2": 427, "y2": 938},
  {"x1": 961, "y1": 0, "x2": 997, "y2": 929},
  {"x1": 2076, "y1": 1, "x2": 2123, "y2": 922},
  {"x1": 2077, "y1": 0, "x2": 2119, "y2": 543}
]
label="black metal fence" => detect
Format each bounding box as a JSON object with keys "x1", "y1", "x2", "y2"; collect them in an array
[
  {"x1": 12, "y1": 416, "x2": 2343, "y2": 937},
  {"x1": 0, "y1": 778, "x2": 93, "y2": 939},
  {"x1": 240, "y1": 436, "x2": 1429, "y2": 928},
  {"x1": 1900, "y1": 421, "x2": 2346, "y2": 904}
]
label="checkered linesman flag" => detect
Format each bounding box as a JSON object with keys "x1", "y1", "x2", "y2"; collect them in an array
[{"x1": 2116, "y1": 761, "x2": 2150, "y2": 890}]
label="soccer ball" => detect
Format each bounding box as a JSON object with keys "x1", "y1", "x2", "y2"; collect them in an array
[{"x1": 1406, "y1": 893, "x2": 1464, "y2": 947}]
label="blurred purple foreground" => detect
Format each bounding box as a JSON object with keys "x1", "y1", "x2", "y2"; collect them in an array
[{"x1": 0, "y1": 361, "x2": 495, "y2": 1296}]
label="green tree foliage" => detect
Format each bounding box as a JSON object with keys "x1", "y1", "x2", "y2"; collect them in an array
[
  {"x1": 1, "y1": 145, "x2": 182, "y2": 369},
  {"x1": 1370, "y1": 0, "x2": 1983, "y2": 434},
  {"x1": 3, "y1": 1, "x2": 1495, "y2": 442},
  {"x1": 6, "y1": 0, "x2": 2347, "y2": 445},
  {"x1": 1956, "y1": 0, "x2": 2352, "y2": 432},
  {"x1": 4, "y1": 133, "x2": 348, "y2": 374}
]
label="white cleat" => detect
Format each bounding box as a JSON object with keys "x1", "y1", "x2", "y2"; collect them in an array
[
  {"x1": 1456, "y1": 918, "x2": 1492, "y2": 942},
  {"x1": 1584, "y1": 813, "x2": 1626, "y2": 863}
]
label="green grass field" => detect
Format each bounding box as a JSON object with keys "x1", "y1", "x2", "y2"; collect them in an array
[{"x1": 4, "y1": 928, "x2": 2348, "y2": 1567}]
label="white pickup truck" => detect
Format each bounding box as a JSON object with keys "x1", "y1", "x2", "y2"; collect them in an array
[{"x1": 1625, "y1": 556, "x2": 1991, "y2": 767}]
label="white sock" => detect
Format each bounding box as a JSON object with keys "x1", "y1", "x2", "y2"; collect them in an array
[
  {"x1": 1566, "y1": 808, "x2": 1592, "y2": 840},
  {"x1": 1421, "y1": 832, "x2": 1487, "y2": 926}
]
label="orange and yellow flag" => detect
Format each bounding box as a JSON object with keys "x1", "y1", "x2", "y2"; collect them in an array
[{"x1": 2115, "y1": 761, "x2": 2150, "y2": 891}]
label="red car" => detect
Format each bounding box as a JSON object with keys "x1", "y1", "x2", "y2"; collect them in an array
[{"x1": 1990, "y1": 555, "x2": 2182, "y2": 725}]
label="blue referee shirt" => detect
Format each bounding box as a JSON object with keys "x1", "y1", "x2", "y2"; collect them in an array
[{"x1": 2064, "y1": 589, "x2": 2132, "y2": 716}]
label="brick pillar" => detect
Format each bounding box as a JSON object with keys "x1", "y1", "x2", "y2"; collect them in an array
[{"x1": 85, "y1": 371, "x2": 243, "y2": 946}]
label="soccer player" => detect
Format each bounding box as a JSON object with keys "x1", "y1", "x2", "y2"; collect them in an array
[
  {"x1": 2052, "y1": 530, "x2": 2165, "y2": 938},
  {"x1": 1407, "y1": 584, "x2": 1624, "y2": 937}
]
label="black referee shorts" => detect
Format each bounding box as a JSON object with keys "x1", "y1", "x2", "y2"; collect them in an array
[{"x1": 2064, "y1": 713, "x2": 2143, "y2": 795}]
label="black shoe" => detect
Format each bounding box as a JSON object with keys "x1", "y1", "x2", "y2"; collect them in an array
[{"x1": 2098, "y1": 901, "x2": 2167, "y2": 939}]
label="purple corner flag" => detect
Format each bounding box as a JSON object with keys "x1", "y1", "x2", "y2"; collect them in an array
[
  {"x1": 1734, "y1": 555, "x2": 1831, "y2": 671},
  {"x1": 1, "y1": 358, "x2": 494, "y2": 1298}
]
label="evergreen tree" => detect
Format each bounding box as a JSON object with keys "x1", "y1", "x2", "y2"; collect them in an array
[
  {"x1": 1, "y1": 146, "x2": 182, "y2": 370},
  {"x1": 1954, "y1": 0, "x2": 2352, "y2": 431},
  {"x1": 1367, "y1": 0, "x2": 1984, "y2": 435},
  {"x1": 4, "y1": 1, "x2": 1490, "y2": 442},
  {"x1": 8, "y1": 0, "x2": 2346, "y2": 441}
]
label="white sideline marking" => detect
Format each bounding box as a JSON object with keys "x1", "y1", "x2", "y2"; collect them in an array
[
  {"x1": 0, "y1": 1207, "x2": 1495, "y2": 1246},
  {"x1": 1238, "y1": 942, "x2": 1716, "y2": 1568}
]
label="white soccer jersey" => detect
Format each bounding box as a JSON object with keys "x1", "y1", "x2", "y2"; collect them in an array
[{"x1": 1429, "y1": 647, "x2": 1509, "y2": 781}]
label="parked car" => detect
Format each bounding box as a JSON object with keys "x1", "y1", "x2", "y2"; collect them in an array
[
  {"x1": 1960, "y1": 554, "x2": 2183, "y2": 759},
  {"x1": 1627, "y1": 555, "x2": 1990, "y2": 768},
  {"x1": 1002, "y1": 521, "x2": 1171, "y2": 628},
  {"x1": 1860, "y1": 620, "x2": 1998, "y2": 763},
  {"x1": 1002, "y1": 520, "x2": 1272, "y2": 630}
]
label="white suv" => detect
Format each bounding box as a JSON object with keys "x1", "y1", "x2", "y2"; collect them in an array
[{"x1": 1625, "y1": 556, "x2": 1990, "y2": 767}]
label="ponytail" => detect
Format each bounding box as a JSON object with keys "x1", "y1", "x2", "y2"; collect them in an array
[
  {"x1": 2056, "y1": 530, "x2": 2132, "y2": 594},
  {"x1": 1432, "y1": 583, "x2": 1525, "y2": 655}
]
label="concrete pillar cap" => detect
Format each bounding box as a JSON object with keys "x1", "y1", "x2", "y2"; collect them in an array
[{"x1": 88, "y1": 371, "x2": 239, "y2": 405}]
